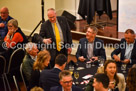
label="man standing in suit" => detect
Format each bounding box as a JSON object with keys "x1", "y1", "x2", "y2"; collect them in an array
[
  {"x1": 50, "y1": 70, "x2": 83, "y2": 91},
  {"x1": 38, "y1": 8, "x2": 72, "y2": 68},
  {"x1": 39, "y1": 54, "x2": 67, "y2": 91},
  {"x1": 111, "y1": 29, "x2": 136, "y2": 65},
  {"x1": 0, "y1": 7, "x2": 13, "y2": 39},
  {"x1": 76, "y1": 26, "x2": 106, "y2": 63}
]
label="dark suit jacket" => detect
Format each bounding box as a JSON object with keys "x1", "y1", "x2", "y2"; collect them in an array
[
  {"x1": 111, "y1": 38, "x2": 136, "y2": 65},
  {"x1": 76, "y1": 38, "x2": 106, "y2": 61},
  {"x1": 50, "y1": 85, "x2": 83, "y2": 91},
  {"x1": 39, "y1": 68, "x2": 61, "y2": 91},
  {"x1": 38, "y1": 16, "x2": 72, "y2": 66}
]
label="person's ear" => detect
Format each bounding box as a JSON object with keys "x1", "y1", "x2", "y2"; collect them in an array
[
  {"x1": 63, "y1": 62, "x2": 66, "y2": 68},
  {"x1": 60, "y1": 80, "x2": 63, "y2": 85},
  {"x1": 99, "y1": 82, "x2": 103, "y2": 87},
  {"x1": 28, "y1": 50, "x2": 32, "y2": 55}
]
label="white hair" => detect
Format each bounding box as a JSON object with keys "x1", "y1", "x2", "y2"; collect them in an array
[{"x1": 25, "y1": 42, "x2": 37, "y2": 52}]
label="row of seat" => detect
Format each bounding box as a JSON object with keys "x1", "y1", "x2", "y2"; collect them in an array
[{"x1": 0, "y1": 48, "x2": 26, "y2": 91}]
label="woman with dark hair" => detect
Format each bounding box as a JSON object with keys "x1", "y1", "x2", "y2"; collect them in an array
[
  {"x1": 29, "y1": 50, "x2": 51, "y2": 90},
  {"x1": 103, "y1": 60, "x2": 126, "y2": 91},
  {"x1": 86, "y1": 60, "x2": 126, "y2": 91},
  {"x1": 126, "y1": 64, "x2": 136, "y2": 91}
]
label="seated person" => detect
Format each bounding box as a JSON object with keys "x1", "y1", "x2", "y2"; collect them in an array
[
  {"x1": 126, "y1": 64, "x2": 136, "y2": 91},
  {"x1": 93, "y1": 73, "x2": 109, "y2": 91},
  {"x1": 76, "y1": 26, "x2": 106, "y2": 63},
  {"x1": 29, "y1": 50, "x2": 51, "y2": 90},
  {"x1": 0, "y1": 7, "x2": 13, "y2": 39},
  {"x1": 85, "y1": 60, "x2": 126, "y2": 91},
  {"x1": 4, "y1": 19, "x2": 28, "y2": 49},
  {"x1": 22, "y1": 42, "x2": 39, "y2": 82},
  {"x1": 50, "y1": 70, "x2": 83, "y2": 91},
  {"x1": 111, "y1": 29, "x2": 136, "y2": 66},
  {"x1": 39, "y1": 54, "x2": 67, "y2": 91}
]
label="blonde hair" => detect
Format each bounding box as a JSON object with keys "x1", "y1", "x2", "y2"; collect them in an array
[
  {"x1": 33, "y1": 50, "x2": 50, "y2": 70},
  {"x1": 8, "y1": 19, "x2": 18, "y2": 28},
  {"x1": 30, "y1": 86, "x2": 44, "y2": 91}
]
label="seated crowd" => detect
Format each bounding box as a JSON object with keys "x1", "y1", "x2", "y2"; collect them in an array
[{"x1": 0, "y1": 6, "x2": 136, "y2": 91}]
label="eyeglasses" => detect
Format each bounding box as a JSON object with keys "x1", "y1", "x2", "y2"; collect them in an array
[
  {"x1": 8, "y1": 25, "x2": 13, "y2": 27},
  {"x1": 86, "y1": 31, "x2": 95, "y2": 34},
  {"x1": 62, "y1": 80, "x2": 73, "y2": 84},
  {"x1": 0, "y1": 12, "x2": 8, "y2": 14},
  {"x1": 48, "y1": 16, "x2": 55, "y2": 19}
]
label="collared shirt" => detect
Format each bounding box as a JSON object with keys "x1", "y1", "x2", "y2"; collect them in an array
[
  {"x1": 51, "y1": 19, "x2": 64, "y2": 43},
  {"x1": 62, "y1": 87, "x2": 72, "y2": 91},
  {"x1": 30, "y1": 55, "x2": 37, "y2": 61},
  {"x1": 87, "y1": 42, "x2": 94, "y2": 60},
  {"x1": 125, "y1": 42, "x2": 134, "y2": 63},
  {"x1": 54, "y1": 66, "x2": 62, "y2": 71}
]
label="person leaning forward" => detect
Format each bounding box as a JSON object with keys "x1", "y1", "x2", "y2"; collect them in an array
[
  {"x1": 37, "y1": 8, "x2": 72, "y2": 68},
  {"x1": 111, "y1": 29, "x2": 136, "y2": 66},
  {"x1": 76, "y1": 26, "x2": 106, "y2": 63}
]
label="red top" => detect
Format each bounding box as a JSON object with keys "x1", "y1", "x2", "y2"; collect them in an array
[{"x1": 4, "y1": 32, "x2": 24, "y2": 48}]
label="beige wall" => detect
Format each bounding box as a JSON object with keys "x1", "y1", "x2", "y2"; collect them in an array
[
  {"x1": 0, "y1": 0, "x2": 55, "y2": 36},
  {"x1": 0, "y1": 0, "x2": 117, "y2": 36},
  {"x1": 111, "y1": 0, "x2": 117, "y2": 11}
]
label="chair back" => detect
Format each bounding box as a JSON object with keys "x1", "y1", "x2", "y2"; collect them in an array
[
  {"x1": 0, "y1": 55, "x2": 7, "y2": 91},
  {"x1": 0, "y1": 55, "x2": 6, "y2": 75},
  {"x1": 20, "y1": 63, "x2": 27, "y2": 90},
  {"x1": 7, "y1": 48, "x2": 25, "y2": 73}
]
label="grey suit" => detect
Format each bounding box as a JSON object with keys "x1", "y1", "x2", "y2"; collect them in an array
[{"x1": 39, "y1": 16, "x2": 72, "y2": 67}]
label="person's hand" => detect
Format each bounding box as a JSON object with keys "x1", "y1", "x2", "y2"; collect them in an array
[
  {"x1": 91, "y1": 56, "x2": 98, "y2": 61},
  {"x1": 67, "y1": 48, "x2": 72, "y2": 54},
  {"x1": 0, "y1": 23, "x2": 5, "y2": 28},
  {"x1": 78, "y1": 56, "x2": 86, "y2": 62},
  {"x1": 113, "y1": 55, "x2": 120, "y2": 62},
  {"x1": 122, "y1": 59, "x2": 130, "y2": 64},
  {"x1": 43, "y1": 38, "x2": 52, "y2": 44},
  {"x1": 109, "y1": 81, "x2": 116, "y2": 89},
  {"x1": 8, "y1": 29, "x2": 14, "y2": 36}
]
